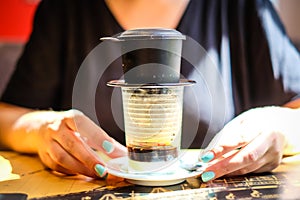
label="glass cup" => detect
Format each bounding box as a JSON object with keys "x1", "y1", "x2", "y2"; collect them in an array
[{"x1": 121, "y1": 85, "x2": 184, "y2": 173}]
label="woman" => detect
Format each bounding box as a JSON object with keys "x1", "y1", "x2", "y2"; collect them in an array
[{"x1": 0, "y1": 0, "x2": 300, "y2": 182}]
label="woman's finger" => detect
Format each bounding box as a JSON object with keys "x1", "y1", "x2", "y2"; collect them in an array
[
  {"x1": 47, "y1": 136, "x2": 103, "y2": 177},
  {"x1": 200, "y1": 131, "x2": 254, "y2": 163},
  {"x1": 227, "y1": 158, "x2": 280, "y2": 177},
  {"x1": 200, "y1": 132, "x2": 272, "y2": 182},
  {"x1": 39, "y1": 133, "x2": 102, "y2": 177},
  {"x1": 252, "y1": 160, "x2": 281, "y2": 173},
  {"x1": 49, "y1": 126, "x2": 108, "y2": 177},
  {"x1": 38, "y1": 150, "x2": 77, "y2": 176},
  {"x1": 63, "y1": 110, "x2": 127, "y2": 158},
  {"x1": 200, "y1": 108, "x2": 275, "y2": 163},
  {"x1": 225, "y1": 158, "x2": 268, "y2": 176},
  {"x1": 227, "y1": 148, "x2": 282, "y2": 176}
]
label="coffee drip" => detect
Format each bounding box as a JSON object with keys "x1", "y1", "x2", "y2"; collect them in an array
[{"x1": 104, "y1": 28, "x2": 195, "y2": 173}]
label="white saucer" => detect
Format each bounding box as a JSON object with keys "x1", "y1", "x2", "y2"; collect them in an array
[{"x1": 106, "y1": 156, "x2": 204, "y2": 186}]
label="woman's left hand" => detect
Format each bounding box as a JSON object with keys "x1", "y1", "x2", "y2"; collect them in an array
[{"x1": 198, "y1": 106, "x2": 292, "y2": 182}]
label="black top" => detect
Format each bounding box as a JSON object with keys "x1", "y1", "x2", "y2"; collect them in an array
[{"x1": 2, "y1": 0, "x2": 300, "y2": 148}]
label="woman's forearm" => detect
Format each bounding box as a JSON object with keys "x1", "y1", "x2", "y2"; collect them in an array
[{"x1": 0, "y1": 102, "x2": 38, "y2": 153}]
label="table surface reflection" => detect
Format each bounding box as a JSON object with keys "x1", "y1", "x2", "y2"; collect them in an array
[{"x1": 0, "y1": 150, "x2": 300, "y2": 200}]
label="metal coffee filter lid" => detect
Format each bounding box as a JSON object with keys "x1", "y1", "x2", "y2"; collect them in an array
[{"x1": 117, "y1": 28, "x2": 186, "y2": 40}]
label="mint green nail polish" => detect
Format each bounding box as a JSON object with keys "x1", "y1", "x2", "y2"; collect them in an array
[
  {"x1": 201, "y1": 171, "x2": 215, "y2": 182},
  {"x1": 201, "y1": 151, "x2": 214, "y2": 163},
  {"x1": 94, "y1": 164, "x2": 106, "y2": 177},
  {"x1": 102, "y1": 140, "x2": 114, "y2": 153}
]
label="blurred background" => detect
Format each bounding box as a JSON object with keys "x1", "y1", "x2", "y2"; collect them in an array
[
  {"x1": 0, "y1": 0, "x2": 299, "y2": 96},
  {"x1": 0, "y1": 0, "x2": 40, "y2": 96}
]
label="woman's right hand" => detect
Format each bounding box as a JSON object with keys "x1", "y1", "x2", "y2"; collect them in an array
[{"x1": 16, "y1": 109, "x2": 127, "y2": 178}]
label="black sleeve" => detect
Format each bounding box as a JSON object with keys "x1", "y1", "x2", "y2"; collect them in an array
[
  {"x1": 257, "y1": 0, "x2": 300, "y2": 99},
  {"x1": 1, "y1": 0, "x2": 65, "y2": 110},
  {"x1": 229, "y1": 0, "x2": 300, "y2": 113}
]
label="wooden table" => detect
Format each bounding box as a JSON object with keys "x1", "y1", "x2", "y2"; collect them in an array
[{"x1": 1, "y1": 150, "x2": 300, "y2": 200}]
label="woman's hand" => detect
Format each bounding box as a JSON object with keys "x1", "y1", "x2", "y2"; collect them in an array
[
  {"x1": 199, "y1": 106, "x2": 299, "y2": 182},
  {"x1": 16, "y1": 109, "x2": 127, "y2": 178}
]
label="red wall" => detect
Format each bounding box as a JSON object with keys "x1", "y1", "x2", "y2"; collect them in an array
[{"x1": 0, "y1": 0, "x2": 40, "y2": 43}]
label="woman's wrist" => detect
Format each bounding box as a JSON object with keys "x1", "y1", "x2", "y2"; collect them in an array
[
  {"x1": 6, "y1": 110, "x2": 62, "y2": 153},
  {"x1": 281, "y1": 107, "x2": 300, "y2": 155}
]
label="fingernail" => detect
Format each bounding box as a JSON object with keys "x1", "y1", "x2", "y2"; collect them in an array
[
  {"x1": 102, "y1": 140, "x2": 114, "y2": 154},
  {"x1": 201, "y1": 151, "x2": 214, "y2": 163},
  {"x1": 94, "y1": 164, "x2": 106, "y2": 178},
  {"x1": 201, "y1": 171, "x2": 215, "y2": 182}
]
